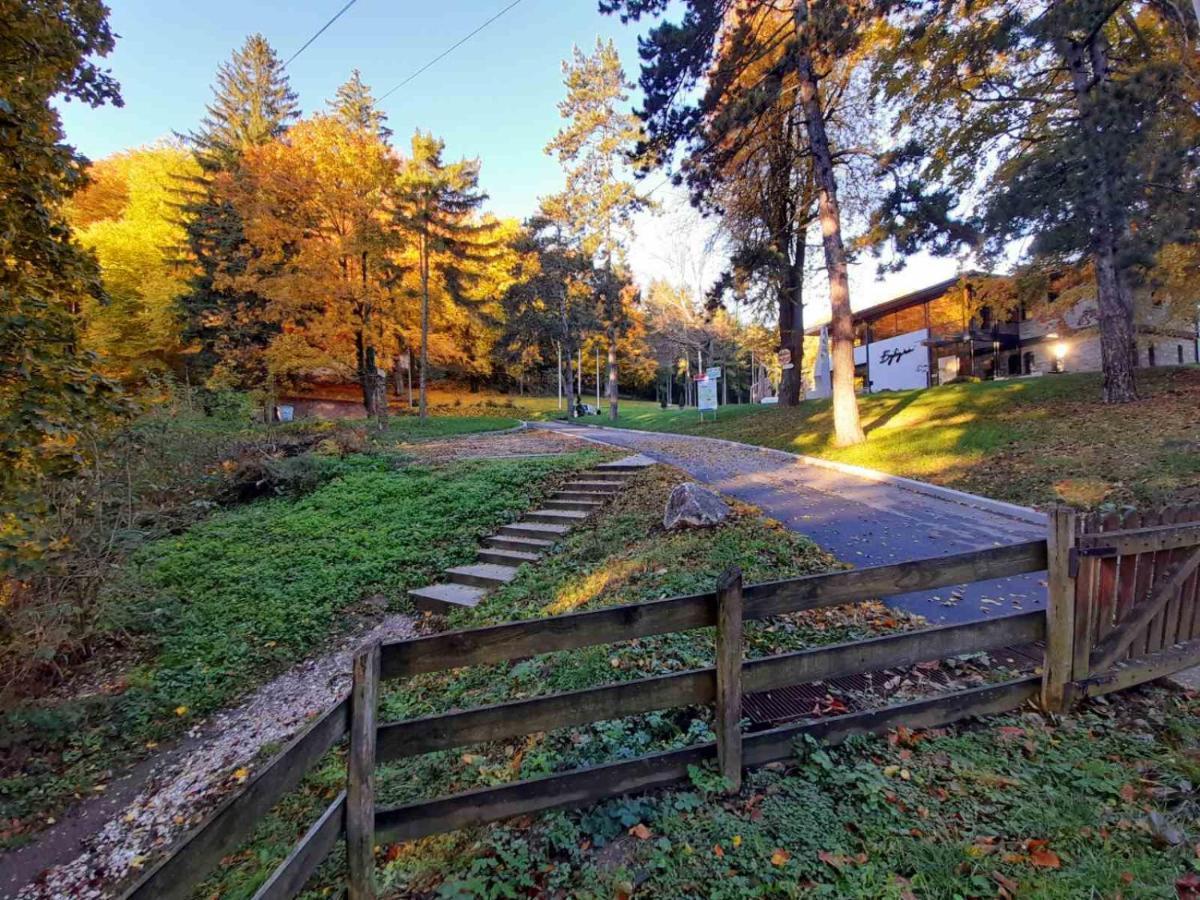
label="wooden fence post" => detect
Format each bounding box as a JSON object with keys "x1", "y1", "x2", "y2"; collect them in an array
[
  {"x1": 1041, "y1": 507, "x2": 1077, "y2": 713},
  {"x1": 715, "y1": 566, "x2": 744, "y2": 793},
  {"x1": 347, "y1": 641, "x2": 381, "y2": 900}
]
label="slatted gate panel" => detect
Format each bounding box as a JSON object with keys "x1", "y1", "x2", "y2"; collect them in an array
[{"x1": 1072, "y1": 503, "x2": 1200, "y2": 691}]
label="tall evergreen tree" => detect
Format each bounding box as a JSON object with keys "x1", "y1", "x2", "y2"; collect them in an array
[
  {"x1": 392, "y1": 132, "x2": 494, "y2": 419},
  {"x1": 328, "y1": 69, "x2": 392, "y2": 141},
  {"x1": 600, "y1": 0, "x2": 870, "y2": 445},
  {"x1": 498, "y1": 214, "x2": 599, "y2": 416},
  {"x1": 873, "y1": 0, "x2": 1199, "y2": 404},
  {"x1": 179, "y1": 34, "x2": 299, "y2": 391},
  {"x1": 544, "y1": 39, "x2": 650, "y2": 422},
  {"x1": 1, "y1": 0, "x2": 125, "y2": 535}
]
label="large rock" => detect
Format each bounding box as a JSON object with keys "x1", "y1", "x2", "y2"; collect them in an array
[{"x1": 663, "y1": 482, "x2": 730, "y2": 530}]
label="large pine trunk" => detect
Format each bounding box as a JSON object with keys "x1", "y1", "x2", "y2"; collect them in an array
[
  {"x1": 794, "y1": 1, "x2": 864, "y2": 446},
  {"x1": 1061, "y1": 35, "x2": 1138, "y2": 403}
]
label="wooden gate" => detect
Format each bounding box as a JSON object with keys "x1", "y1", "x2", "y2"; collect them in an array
[{"x1": 1043, "y1": 503, "x2": 1200, "y2": 709}]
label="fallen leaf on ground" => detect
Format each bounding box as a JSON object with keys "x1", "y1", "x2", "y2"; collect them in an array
[{"x1": 1029, "y1": 848, "x2": 1061, "y2": 869}]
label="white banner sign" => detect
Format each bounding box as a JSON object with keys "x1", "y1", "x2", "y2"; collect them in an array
[{"x1": 698, "y1": 379, "x2": 718, "y2": 411}]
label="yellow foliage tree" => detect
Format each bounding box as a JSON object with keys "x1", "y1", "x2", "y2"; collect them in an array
[
  {"x1": 217, "y1": 115, "x2": 400, "y2": 409},
  {"x1": 66, "y1": 144, "x2": 200, "y2": 380}
]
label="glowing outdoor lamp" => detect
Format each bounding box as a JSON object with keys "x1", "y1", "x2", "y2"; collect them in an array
[{"x1": 1052, "y1": 338, "x2": 1068, "y2": 373}]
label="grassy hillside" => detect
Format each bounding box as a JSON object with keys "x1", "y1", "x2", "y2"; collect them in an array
[{"x1": 594, "y1": 367, "x2": 1200, "y2": 510}]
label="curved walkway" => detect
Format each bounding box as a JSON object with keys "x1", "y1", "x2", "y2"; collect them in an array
[{"x1": 535, "y1": 420, "x2": 1047, "y2": 625}]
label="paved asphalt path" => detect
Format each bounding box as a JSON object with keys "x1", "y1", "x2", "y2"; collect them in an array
[{"x1": 536, "y1": 421, "x2": 1047, "y2": 625}]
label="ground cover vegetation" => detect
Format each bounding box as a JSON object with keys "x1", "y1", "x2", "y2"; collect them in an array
[
  {"x1": 196, "y1": 463, "x2": 1199, "y2": 899},
  {"x1": 0, "y1": 408, "x2": 575, "y2": 847},
  {"x1": 195, "y1": 462, "x2": 916, "y2": 897}
]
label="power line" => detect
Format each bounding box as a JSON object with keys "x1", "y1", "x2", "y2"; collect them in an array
[
  {"x1": 378, "y1": 0, "x2": 525, "y2": 102},
  {"x1": 284, "y1": 0, "x2": 361, "y2": 68}
]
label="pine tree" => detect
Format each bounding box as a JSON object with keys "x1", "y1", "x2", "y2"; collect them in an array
[
  {"x1": 498, "y1": 214, "x2": 600, "y2": 416},
  {"x1": 328, "y1": 69, "x2": 392, "y2": 141},
  {"x1": 179, "y1": 34, "x2": 299, "y2": 391},
  {"x1": 392, "y1": 132, "x2": 495, "y2": 419},
  {"x1": 600, "y1": 0, "x2": 870, "y2": 445},
  {"x1": 872, "y1": 0, "x2": 1199, "y2": 404},
  {"x1": 544, "y1": 39, "x2": 650, "y2": 421},
  {"x1": 191, "y1": 34, "x2": 300, "y2": 170}
]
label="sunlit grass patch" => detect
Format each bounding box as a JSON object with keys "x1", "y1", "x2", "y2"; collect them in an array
[{"x1": 607, "y1": 367, "x2": 1200, "y2": 510}]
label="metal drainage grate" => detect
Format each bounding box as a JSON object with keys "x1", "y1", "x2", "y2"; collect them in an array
[{"x1": 742, "y1": 642, "x2": 1045, "y2": 728}]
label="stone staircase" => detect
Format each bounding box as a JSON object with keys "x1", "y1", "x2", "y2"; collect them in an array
[{"x1": 408, "y1": 454, "x2": 656, "y2": 614}]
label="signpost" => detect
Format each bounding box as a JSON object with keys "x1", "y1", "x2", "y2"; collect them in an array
[{"x1": 697, "y1": 367, "x2": 720, "y2": 421}]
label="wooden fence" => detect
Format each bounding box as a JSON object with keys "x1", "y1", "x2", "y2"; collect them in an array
[{"x1": 120, "y1": 504, "x2": 1200, "y2": 900}]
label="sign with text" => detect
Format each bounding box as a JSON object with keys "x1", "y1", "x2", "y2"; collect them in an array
[
  {"x1": 698, "y1": 378, "x2": 718, "y2": 411},
  {"x1": 706, "y1": 366, "x2": 722, "y2": 380},
  {"x1": 867, "y1": 328, "x2": 929, "y2": 392}
]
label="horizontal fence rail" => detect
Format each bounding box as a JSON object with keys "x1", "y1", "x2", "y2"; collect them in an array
[
  {"x1": 122, "y1": 697, "x2": 350, "y2": 900},
  {"x1": 379, "y1": 539, "x2": 1049, "y2": 680},
  {"x1": 373, "y1": 677, "x2": 1040, "y2": 844},
  {"x1": 376, "y1": 610, "x2": 1046, "y2": 762},
  {"x1": 252, "y1": 792, "x2": 346, "y2": 900},
  {"x1": 115, "y1": 502, "x2": 1200, "y2": 900}
]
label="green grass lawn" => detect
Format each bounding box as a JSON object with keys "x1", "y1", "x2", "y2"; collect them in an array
[
  {"x1": 372, "y1": 414, "x2": 519, "y2": 441},
  {"x1": 593, "y1": 367, "x2": 1200, "y2": 510},
  {"x1": 0, "y1": 450, "x2": 599, "y2": 845}
]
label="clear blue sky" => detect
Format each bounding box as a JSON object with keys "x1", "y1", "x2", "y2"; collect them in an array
[{"x1": 59, "y1": 0, "x2": 957, "y2": 315}]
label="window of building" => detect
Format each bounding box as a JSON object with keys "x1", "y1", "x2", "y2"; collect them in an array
[
  {"x1": 1148, "y1": 344, "x2": 1157, "y2": 367},
  {"x1": 1008, "y1": 353, "x2": 1021, "y2": 376},
  {"x1": 1180, "y1": 344, "x2": 1186, "y2": 365},
  {"x1": 1023, "y1": 352, "x2": 1035, "y2": 375}
]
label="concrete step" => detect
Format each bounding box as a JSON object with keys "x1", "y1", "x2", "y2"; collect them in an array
[
  {"x1": 526, "y1": 509, "x2": 588, "y2": 525},
  {"x1": 483, "y1": 534, "x2": 556, "y2": 552},
  {"x1": 410, "y1": 582, "x2": 486, "y2": 614},
  {"x1": 596, "y1": 454, "x2": 656, "y2": 471},
  {"x1": 500, "y1": 521, "x2": 571, "y2": 539},
  {"x1": 544, "y1": 498, "x2": 603, "y2": 512},
  {"x1": 477, "y1": 546, "x2": 540, "y2": 566},
  {"x1": 446, "y1": 562, "x2": 519, "y2": 589},
  {"x1": 553, "y1": 490, "x2": 613, "y2": 502},
  {"x1": 563, "y1": 481, "x2": 622, "y2": 493},
  {"x1": 581, "y1": 471, "x2": 634, "y2": 482}
]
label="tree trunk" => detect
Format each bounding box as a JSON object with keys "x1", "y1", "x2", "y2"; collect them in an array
[
  {"x1": 794, "y1": 0, "x2": 864, "y2": 446},
  {"x1": 418, "y1": 232, "x2": 430, "y2": 420},
  {"x1": 560, "y1": 297, "x2": 576, "y2": 418},
  {"x1": 777, "y1": 234, "x2": 806, "y2": 406},
  {"x1": 565, "y1": 345, "x2": 577, "y2": 419},
  {"x1": 607, "y1": 326, "x2": 618, "y2": 421},
  {"x1": 1061, "y1": 35, "x2": 1138, "y2": 403},
  {"x1": 363, "y1": 344, "x2": 377, "y2": 417},
  {"x1": 355, "y1": 328, "x2": 371, "y2": 413}
]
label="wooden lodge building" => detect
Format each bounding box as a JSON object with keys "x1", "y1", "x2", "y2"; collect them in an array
[{"x1": 809, "y1": 274, "x2": 1199, "y2": 393}]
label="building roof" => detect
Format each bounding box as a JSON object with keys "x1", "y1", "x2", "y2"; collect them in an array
[{"x1": 805, "y1": 272, "x2": 991, "y2": 335}]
